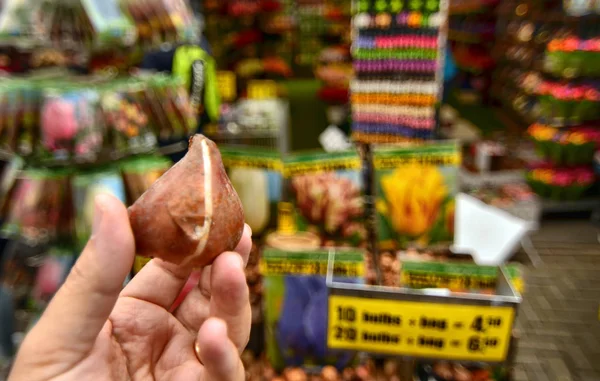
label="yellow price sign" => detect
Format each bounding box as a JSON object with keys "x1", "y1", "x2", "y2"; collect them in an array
[
  {"x1": 217, "y1": 71, "x2": 236, "y2": 102},
  {"x1": 247, "y1": 80, "x2": 278, "y2": 100},
  {"x1": 328, "y1": 295, "x2": 515, "y2": 362}
]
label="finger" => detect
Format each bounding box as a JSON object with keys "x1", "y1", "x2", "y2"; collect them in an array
[
  {"x1": 121, "y1": 257, "x2": 193, "y2": 309},
  {"x1": 122, "y1": 224, "x2": 251, "y2": 310},
  {"x1": 209, "y1": 252, "x2": 251, "y2": 351},
  {"x1": 174, "y1": 252, "x2": 250, "y2": 349},
  {"x1": 196, "y1": 318, "x2": 245, "y2": 381},
  {"x1": 172, "y1": 227, "x2": 252, "y2": 330},
  {"x1": 30, "y1": 194, "x2": 135, "y2": 355},
  {"x1": 170, "y1": 269, "x2": 202, "y2": 312},
  {"x1": 236, "y1": 224, "x2": 253, "y2": 265}
]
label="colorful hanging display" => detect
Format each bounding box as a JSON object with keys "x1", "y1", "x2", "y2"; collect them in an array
[
  {"x1": 0, "y1": 73, "x2": 195, "y2": 161},
  {"x1": 0, "y1": 0, "x2": 197, "y2": 50},
  {"x1": 350, "y1": 0, "x2": 448, "y2": 143}
]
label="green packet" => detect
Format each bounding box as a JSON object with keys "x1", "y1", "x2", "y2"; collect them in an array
[
  {"x1": 72, "y1": 168, "x2": 126, "y2": 250},
  {"x1": 1, "y1": 167, "x2": 73, "y2": 244},
  {"x1": 373, "y1": 141, "x2": 461, "y2": 251},
  {"x1": 283, "y1": 149, "x2": 366, "y2": 248},
  {"x1": 261, "y1": 247, "x2": 365, "y2": 372},
  {"x1": 120, "y1": 155, "x2": 172, "y2": 204},
  {"x1": 400, "y1": 260, "x2": 524, "y2": 294},
  {"x1": 220, "y1": 147, "x2": 282, "y2": 238},
  {"x1": 80, "y1": 0, "x2": 136, "y2": 46}
]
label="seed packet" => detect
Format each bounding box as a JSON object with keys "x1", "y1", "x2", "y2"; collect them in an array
[
  {"x1": 100, "y1": 82, "x2": 156, "y2": 153},
  {"x1": 262, "y1": 247, "x2": 365, "y2": 372},
  {"x1": 373, "y1": 141, "x2": 460, "y2": 250},
  {"x1": 143, "y1": 0, "x2": 166, "y2": 43},
  {"x1": 29, "y1": 245, "x2": 77, "y2": 310},
  {"x1": 144, "y1": 79, "x2": 175, "y2": 138},
  {"x1": 284, "y1": 150, "x2": 366, "y2": 248},
  {"x1": 40, "y1": 87, "x2": 104, "y2": 160},
  {"x1": 80, "y1": 0, "x2": 136, "y2": 46},
  {"x1": 164, "y1": 78, "x2": 196, "y2": 134},
  {"x1": 120, "y1": 154, "x2": 171, "y2": 204},
  {"x1": 157, "y1": 0, "x2": 195, "y2": 42},
  {"x1": 1, "y1": 168, "x2": 72, "y2": 245},
  {"x1": 0, "y1": 0, "x2": 40, "y2": 38},
  {"x1": 0, "y1": 155, "x2": 23, "y2": 215},
  {"x1": 72, "y1": 167, "x2": 126, "y2": 250},
  {"x1": 220, "y1": 146, "x2": 282, "y2": 238},
  {"x1": 399, "y1": 260, "x2": 524, "y2": 295},
  {"x1": 123, "y1": 0, "x2": 154, "y2": 46},
  {"x1": 16, "y1": 83, "x2": 35, "y2": 155},
  {"x1": 0, "y1": 88, "x2": 19, "y2": 152}
]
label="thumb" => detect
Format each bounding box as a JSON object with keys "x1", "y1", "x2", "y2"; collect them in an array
[{"x1": 31, "y1": 193, "x2": 135, "y2": 355}]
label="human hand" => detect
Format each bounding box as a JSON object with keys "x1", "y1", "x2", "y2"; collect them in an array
[{"x1": 8, "y1": 193, "x2": 252, "y2": 381}]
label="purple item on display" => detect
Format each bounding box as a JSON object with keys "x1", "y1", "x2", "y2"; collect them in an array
[
  {"x1": 355, "y1": 36, "x2": 376, "y2": 49},
  {"x1": 352, "y1": 122, "x2": 436, "y2": 139},
  {"x1": 354, "y1": 59, "x2": 437, "y2": 73},
  {"x1": 276, "y1": 276, "x2": 313, "y2": 366},
  {"x1": 353, "y1": 112, "x2": 435, "y2": 129}
]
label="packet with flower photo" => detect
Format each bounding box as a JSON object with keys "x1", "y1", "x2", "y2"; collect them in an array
[
  {"x1": 373, "y1": 141, "x2": 460, "y2": 251},
  {"x1": 40, "y1": 87, "x2": 104, "y2": 160},
  {"x1": 220, "y1": 146, "x2": 282, "y2": 239},
  {"x1": 284, "y1": 149, "x2": 366, "y2": 248},
  {"x1": 99, "y1": 81, "x2": 156, "y2": 153},
  {"x1": 262, "y1": 247, "x2": 364, "y2": 372},
  {"x1": 72, "y1": 168, "x2": 126, "y2": 250}
]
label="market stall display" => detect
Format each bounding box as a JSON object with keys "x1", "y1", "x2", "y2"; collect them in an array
[
  {"x1": 448, "y1": 0, "x2": 499, "y2": 104},
  {"x1": 285, "y1": 149, "x2": 366, "y2": 248},
  {"x1": 373, "y1": 141, "x2": 460, "y2": 250},
  {"x1": 519, "y1": 28, "x2": 600, "y2": 201},
  {"x1": 0, "y1": 74, "x2": 196, "y2": 161},
  {"x1": 350, "y1": 0, "x2": 448, "y2": 143},
  {"x1": 0, "y1": 0, "x2": 197, "y2": 49},
  {"x1": 0, "y1": 1, "x2": 544, "y2": 380}
]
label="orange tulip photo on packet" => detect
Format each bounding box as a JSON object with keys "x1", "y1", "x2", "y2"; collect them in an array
[{"x1": 373, "y1": 141, "x2": 461, "y2": 251}]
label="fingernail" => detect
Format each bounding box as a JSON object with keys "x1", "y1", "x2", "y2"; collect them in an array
[
  {"x1": 245, "y1": 223, "x2": 252, "y2": 237},
  {"x1": 235, "y1": 253, "x2": 244, "y2": 270},
  {"x1": 92, "y1": 194, "x2": 108, "y2": 236}
]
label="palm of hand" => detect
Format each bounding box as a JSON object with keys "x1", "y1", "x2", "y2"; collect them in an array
[
  {"x1": 76, "y1": 298, "x2": 203, "y2": 380},
  {"x1": 8, "y1": 195, "x2": 251, "y2": 381}
]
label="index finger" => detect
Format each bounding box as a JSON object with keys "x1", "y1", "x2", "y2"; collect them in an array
[{"x1": 121, "y1": 224, "x2": 252, "y2": 311}]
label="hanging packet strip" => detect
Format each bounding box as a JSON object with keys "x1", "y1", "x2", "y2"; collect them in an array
[
  {"x1": 373, "y1": 141, "x2": 461, "y2": 251},
  {"x1": 159, "y1": 0, "x2": 195, "y2": 41},
  {"x1": 72, "y1": 168, "x2": 126, "y2": 250},
  {"x1": 220, "y1": 146, "x2": 282, "y2": 238},
  {"x1": 99, "y1": 81, "x2": 156, "y2": 153},
  {"x1": 80, "y1": 0, "x2": 136, "y2": 46},
  {"x1": 262, "y1": 247, "x2": 364, "y2": 372},
  {"x1": 1, "y1": 168, "x2": 73, "y2": 245},
  {"x1": 400, "y1": 260, "x2": 524, "y2": 294},
  {"x1": 120, "y1": 154, "x2": 171, "y2": 204},
  {"x1": 40, "y1": 87, "x2": 104, "y2": 160},
  {"x1": 0, "y1": 0, "x2": 39, "y2": 38},
  {"x1": 122, "y1": 0, "x2": 153, "y2": 45},
  {"x1": 283, "y1": 150, "x2": 366, "y2": 248}
]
